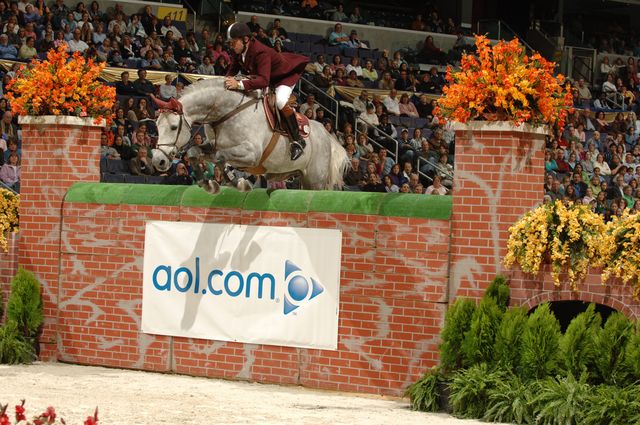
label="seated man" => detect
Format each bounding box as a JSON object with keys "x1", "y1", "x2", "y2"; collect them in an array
[
  {"x1": 133, "y1": 69, "x2": 155, "y2": 96},
  {"x1": 129, "y1": 146, "x2": 156, "y2": 176},
  {"x1": 328, "y1": 23, "x2": 349, "y2": 46},
  {"x1": 224, "y1": 23, "x2": 309, "y2": 160}
]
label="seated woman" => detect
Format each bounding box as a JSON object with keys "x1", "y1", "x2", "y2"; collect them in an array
[
  {"x1": 361, "y1": 60, "x2": 378, "y2": 83},
  {"x1": 345, "y1": 69, "x2": 364, "y2": 88},
  {"x1": 0, "y1": 152, "x2": 19, "y2": 192},
  {"x1": 314, "y1": 65, "x2": 334, "y2": 89},
  {"x1": 425, "y1": 175, "x2": 448, "y2": 195},
  {"x1": 164, "y1": 162, "x2": 193, "y2": 185},
  {"x1": 418, "y1": 35, "x2": 447, "y2": 65},
  {"x1": 398, "y1": 93, "x2": 419, "y2": 118}
]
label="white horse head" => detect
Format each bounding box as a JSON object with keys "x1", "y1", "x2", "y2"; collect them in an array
[{"x1": 151, "y1": 97, "x2": 192, "y2": 172}]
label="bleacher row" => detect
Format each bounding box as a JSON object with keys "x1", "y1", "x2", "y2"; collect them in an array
[{"x1": 100, "y1": 157, "x2": 165, "y2": 184}]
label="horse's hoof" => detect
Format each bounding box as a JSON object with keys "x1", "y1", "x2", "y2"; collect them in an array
[
  {"x1": 200, "y1": 179, "x2": 220, "y2": 195},
  {"x1": 236, "y1": 178, "x2": 252, "y2": 192}
]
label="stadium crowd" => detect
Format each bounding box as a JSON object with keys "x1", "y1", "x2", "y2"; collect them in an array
[{"x1": 0, "y1": 0, "x2": 635, "y2": 210}]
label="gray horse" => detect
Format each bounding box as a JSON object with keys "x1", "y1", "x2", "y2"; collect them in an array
[{"x1": 151, "y1": 77, "x2": 349, "y2": 193}]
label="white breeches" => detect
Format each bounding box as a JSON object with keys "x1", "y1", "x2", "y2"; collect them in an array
[{"x1": 275, "y1": 84, "x2": 294, "y2": 110}]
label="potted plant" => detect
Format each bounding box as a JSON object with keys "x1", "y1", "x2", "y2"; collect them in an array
[
  {"x1": 435, "y1": 35, "x2": 572, "y2": 129},
  {"x1": 5, "y1": 43, "x2": 115, "y2": 124},
  {"x1": 503, "y1": 200, "x2": 609, "y2": 288}
]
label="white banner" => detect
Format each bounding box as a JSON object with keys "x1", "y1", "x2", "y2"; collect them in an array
[{"x1": 141, "y1": 221, "x2": 342, "y2": 350}]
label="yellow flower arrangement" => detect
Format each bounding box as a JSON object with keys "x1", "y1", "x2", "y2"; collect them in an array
[
  {"x1": 504, "y1": 200, "x2": 609, "y2": 288},
  {"x1": 602, "y1": 211, "x2": 640, "y2": 296},
  {"x1": 0, "y1": 188, "x2": 19, "y2": 252},
  {"x1": 436, "y1": 35, "x2": 573, "y2": 130},
  {"x1": 5, "y1": 44, "x2": 115, "y2": 124}
]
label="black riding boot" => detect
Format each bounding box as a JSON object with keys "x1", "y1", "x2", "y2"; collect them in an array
[{"x1": 281, "y1": 106, "x2": 306, "y2": 161}]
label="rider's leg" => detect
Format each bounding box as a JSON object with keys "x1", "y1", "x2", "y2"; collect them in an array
[{"x1": 276, "y1": 84, "x2": 306, "y2": 161}]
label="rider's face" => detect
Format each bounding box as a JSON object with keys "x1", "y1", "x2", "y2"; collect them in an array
[{"x1": 230, "y1": 37, "x2": 245, "y2": 54}]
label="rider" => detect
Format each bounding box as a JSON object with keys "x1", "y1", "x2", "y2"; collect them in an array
[{"x1": 224, "y1": 22, "x2": 310, "y2": 161}]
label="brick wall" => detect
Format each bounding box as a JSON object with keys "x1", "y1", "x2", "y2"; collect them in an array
[
  {"x1": 57, "y1": 202, "x2": 450, "y2": 395},
  {"x1": 0, "y1": 233, "x2": 18, "y2": 321},
  {"x1": 17, "y1": 116, "x2": 104, "y2": 359}
]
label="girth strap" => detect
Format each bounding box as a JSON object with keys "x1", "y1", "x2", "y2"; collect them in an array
[{"x1": 240, "y1": 131, "x2": 281, "y2": 175}]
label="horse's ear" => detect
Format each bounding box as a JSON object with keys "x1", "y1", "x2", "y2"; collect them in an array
[{"x1": 168, "y1": 98, "x2": 183, "y2": 114}]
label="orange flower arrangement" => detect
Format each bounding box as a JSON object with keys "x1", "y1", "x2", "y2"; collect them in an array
[
  {"x1": 436, "y1": 35, "x2": 572, "y2": 130},
  {"x1": 5, "y1": 44, "x2": 115, "y2": 124}
]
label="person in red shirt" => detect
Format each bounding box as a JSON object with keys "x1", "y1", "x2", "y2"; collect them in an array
[{"x1": 224, "y1": 22, "x2": 310, "y2": 161}]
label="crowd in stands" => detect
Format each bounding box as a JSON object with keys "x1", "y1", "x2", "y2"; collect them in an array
[
  {"x1": 544, "y1": 107, "x2": 640, "y2": 219},
  {"x1": 236, "y1": 0, "x2": 463, "y2": 36}
]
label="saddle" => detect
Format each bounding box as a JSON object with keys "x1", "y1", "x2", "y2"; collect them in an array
[{"x1": 263, "y1": 91, "x2": 310, "y2": 138}]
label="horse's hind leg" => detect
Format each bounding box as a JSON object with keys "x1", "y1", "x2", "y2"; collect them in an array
[
  {"x1": 199, "y1": 179, "x2": 221, "y2": 195},
  {"x1": 236, "y1": 177, "x2": 253, "y2": 192}
]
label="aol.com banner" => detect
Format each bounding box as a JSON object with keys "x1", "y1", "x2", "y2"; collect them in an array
[{"x1": 142, "y1": 221, "x2": 342, "y2": 350}]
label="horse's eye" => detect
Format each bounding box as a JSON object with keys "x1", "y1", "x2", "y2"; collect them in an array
[{"x1": 170, "y1": 125, "x2": 178, "y2": 131}]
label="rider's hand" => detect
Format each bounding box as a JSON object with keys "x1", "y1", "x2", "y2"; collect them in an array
[{"x1": 224, "y1": 77, "x2": 239, "y2": 90}]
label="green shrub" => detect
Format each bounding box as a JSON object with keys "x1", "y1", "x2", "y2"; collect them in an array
[
  {"x1": 493, "y1": 307, "x2": 528, "y2": 373},
  {"x1": 0, "y1": 320, "x2": 35, "y2": 364},
  {"x1": 483, "y1": 375, "x2": 535, "y2": 425},
  {"x1": 531, "y1": 373, "x2": 590, "y2": 425},
  {"x1": 593, "y1": 312, "x2": 634, "y2": 386},
  {"x1": 581, "y1": 384, "x2": 640, "y2": 425},
  {"x1": 7, "y1": 267, "x2": 43, "y2": 339},
  {"x1": 462, "y1": 297, "x2": 503, "y2": 366},
  {"x1": 624, "y1": 320, "x2": 640, "y2": 382},
  {"x1": 440, "y1": 298, "x2": 476, "y2": 372},
  {"x1": 519, "y1": 303, "x2": 562, "y2": 380},
  {"x1": 484, "y1": 274, "x2": 510, "y2": 311},
  {"x1": 0, "y1": 290, "x2": 4, "y2": 323},
  {"x1": 405, "y1": 367, "x2": 443, "y2": 412},
  {"x1": 560, "y1": 303, "x2": 601, "y2": 379},
  {"x1": 449, "y1": 363, "x2": 507, "y2": 419}
]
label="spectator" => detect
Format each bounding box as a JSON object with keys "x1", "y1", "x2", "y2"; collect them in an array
[
  {"x1": 196, "y1": 56, "x2": 215, "y2": 75},
  {"x1": 362, "y1": 59, "x2": 378, "y2": 82},
  {"x1": 0, "y1": 34, "x2": 17, "y2": 59},
  {"x1": 600, "y1": 56, "x2": 614, "y2": 75},
  {"x1": 383, "y1": 89, "x2": 401, "y2": 116},
  {"x1": 133, "y1": 69, "x2": 155, "y2": 96},
  {"x1": 345, "y1": 70, "x2": 364, "y2": 87},
  {"x1": 576, "y1": 78, "x2": 592, "y2": 107},
  {"x1": 345, "y1": 56, "x2": 362, "y2": 77},
  {"x1": 311, "y1": 54, "x2": 326, "y2": 74},
  {"x1": 349, "y1": 6, "x2": 365, "y2": 24},
  {"x1": 346, "y1": 30, "x2": 365, "y2": 49},
  {"x1": 160, "y1": 16, "x2": 183, "y2": 38},
  {"x1": 112, "y1": 135, "x2": 135, "y2": 161},
  {"x1": 352, "y1": 89, "x2": 369, "y2": 114},
  {"x1": 0, "y1": 151, "x2": 19, "y2": 192},
  {"x1": 164, "y1": 162, "x2": 193, "y2": 185},
  {"x1": 18, "y1": 36, "x2": 36, "y2": 59},
  {"x1": 418, "y1": 35, "x2": 447, "y2": 65},
  {"x1": 425, "y1": 175, "x2": 447, "y2": 194},
  {"x1": 398, "y1": 93, "x2": 419, "y2": 117},
  {"x1": 395, "y1": 70, "x2": 415, "y2": 92},
  {"x1": 270, "y1": 18, "x2": 288, "y2": 40},
  {"x1": 355, "y1": 133, "x2": 373, "y2": 159},
  {"x1": 411, "y1": 14, "x2": 425, "y2": 31},
  {"x1": 246, "y1": 15, "x2": 261, "y2": 36},
  {"x1": 358, "y1": 102, "x2": 379, "y2": 135},
  {"x1": 129, "y1": 146, "x2": 155, "y2": 176},
  {"x1": 329, "y1": 54, "x2": 345, "y2": 74},
  {"x1": 328, "y1": 23, "x2": 349, "y2": 46},
  {"x1": 343, "y1": 156, "x2": 364, "y2": 191},
  {"x1": 377, "y1": 71, "x2": 394, "y2": 91},
  {"x1": 3, "y1": 138, "x2": 20, "y2": 162},
  {"x1": 140, "y1": 5, "x2": 156, "y2": 36},
  {"x1": 299, "y1": 94, "x2": 319, "y2": 119},
  {"x1": 331, "y1": 4, "x2": 348, "y2": 22},
  {"x1": 159, "y1": 75, "x2": 177, "y2": 100},
  {"x1": 314, "y1": 65, "x2": 333, "y2": 88},
  {"x1": 334, "y1": 68, "x2": 347, "y2": 86},
  {"x1": 67, "y1": 28, "x2": 89, "y2": 52}
]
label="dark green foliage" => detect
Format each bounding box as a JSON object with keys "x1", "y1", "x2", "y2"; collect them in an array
[
  {"x1": 404, "y1": 367, "x2": 443, "y2": 412},
  {"x1": 593, "y1": 312, "x2": 634, "y2": 386},
  {"x1": 462, "y1": 297, "x2": 503, "y2": 366},
  {"x1": 0, "y1": 320, "x2": 35, "y2": 364},
  {"x1": 519, "y1": 303, "x2": 562, "y2": 380},
  {"x1": 484, "y1": 375, "x2": 535, "y2": 425},
  {"x1": 484, "y1": 274, "x2": 510, "y2": 311},
  {"x1": 581, "y1": 384, "x2": 640, "y2": 425},
  {"x1": 560, "y1": 304, "x2": 601, "y2": 379},
  {"x1": 449, "y1": 363, "x2": 507, "y2": 419},
  {"x1": 6, "y1": 267, "x2": 43, "y2": 339},
  {"x1": 493, "y1": 307, "x2": 528, "y2": 373},
  {"x1": 0, "y1": 290, "x2": 4, "y2": 323},
  {"x1": 531, "y1": 373, "x2": 590, "y2": 425},
  {"x1": 624, "y1": 320, "x2": 640, "y2": 383},
  {"x1": 439, "y1": 298, "x2": 476, "y2": 372}
]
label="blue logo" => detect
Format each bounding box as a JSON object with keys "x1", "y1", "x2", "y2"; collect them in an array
[
  {"x1": 283, "y1": 260, "x2": 324, "y2": 315},
  {"x1": 150, "y1": 257, "x2": 325, "y2": 316}
]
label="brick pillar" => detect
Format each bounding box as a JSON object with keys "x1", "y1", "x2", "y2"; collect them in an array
[
  {"x1": 18, "y1": 115, "x2": 104, "y2": 359},
  {"x1": 449, "y1": 122, "x2": 546, "y2": 301}
]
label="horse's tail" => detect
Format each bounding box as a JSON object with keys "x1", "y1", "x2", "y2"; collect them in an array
[{"x1": 327, "y1": 135, "x2": 350, "y2": 190}]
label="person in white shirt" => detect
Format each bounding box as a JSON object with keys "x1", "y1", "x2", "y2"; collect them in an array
[
  {"x1": 160, "y1": 16, "x2": 183, "y2": 38},
  {"x1": 345, "y1": 56, "x2": 363, "y2": 78},
  {"x1": 67, "y1": 28, "x2": 89, "y2": 52},
  {"x1": 383, "y1": 89, "x2": 400, "y2": 116},
  {"x1": 358, "y1": 103, "x2": 379, "y2": 135},
  {"x1": 352, "y1": 90, "x2": 369, "y2": 114},
  {"x1": 159, "y1": 74, "x2": 177, "y2": 100},
  {"x1": 299, "y1": 94, "x2": 319, "y2": 119},
  {"x1": 425, "y1": 175, "x2": 448, "y2": 195}
]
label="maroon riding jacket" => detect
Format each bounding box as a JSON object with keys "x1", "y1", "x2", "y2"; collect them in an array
[{"x1": 227, "y1": 40, "x2": 309, "y2": 90}]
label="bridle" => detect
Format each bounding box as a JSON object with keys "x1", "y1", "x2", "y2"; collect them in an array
[{"x1": 154, "y1": 92, "x2": 261, "y2": 168}]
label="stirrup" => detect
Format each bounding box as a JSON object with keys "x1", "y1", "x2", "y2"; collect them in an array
[{"x1": 290, "y1": 140, "x2": 305, "y2": 161}]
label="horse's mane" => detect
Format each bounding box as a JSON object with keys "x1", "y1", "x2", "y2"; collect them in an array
[{"x1": 180, "y1": 75, "x2": 262, "y2": 100}]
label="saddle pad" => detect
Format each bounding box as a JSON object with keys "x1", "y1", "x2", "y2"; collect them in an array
[{"x1": 263, "y1": 94, "x2": 310, "y2": 139}]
